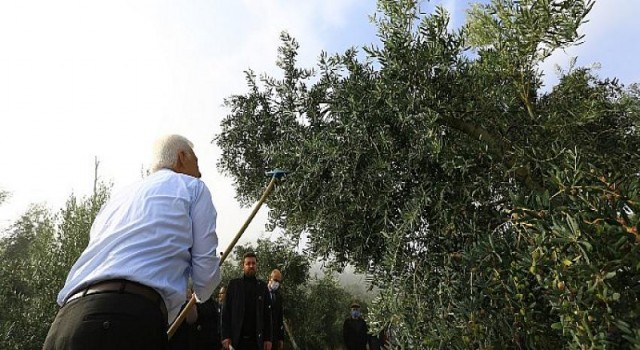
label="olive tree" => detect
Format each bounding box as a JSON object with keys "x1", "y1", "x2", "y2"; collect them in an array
[
  {"x1": 0, "y1": 184, "x2": 110, "y2": 350},
  {"x1": 216, "y1": 0, "x2": 639, "y2": 347}
]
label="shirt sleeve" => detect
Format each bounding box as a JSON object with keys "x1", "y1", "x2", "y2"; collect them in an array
[{"x1": 190, "y1": 182, "x2": 221, "y2": 302}]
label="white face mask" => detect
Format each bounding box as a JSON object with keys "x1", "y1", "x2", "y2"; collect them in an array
[{"x1": 269, "y1": 281, "x2": 280, "y2": 291}]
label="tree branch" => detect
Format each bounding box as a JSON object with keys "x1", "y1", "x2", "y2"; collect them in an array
[{"x1": 438, "y1": 115, "x2": 544, "y2": 193}]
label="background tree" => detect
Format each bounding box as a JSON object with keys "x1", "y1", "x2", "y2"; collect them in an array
[
  {"x1": 0, "y1": 205, "x2": 55, "y2": 349},
  {"x1": 298, "y1": 275, "x2": 356, "y2": 350},
  {"x1": 216, "y1": 0, "x2": 640, "y2": 348},
  {"x1": 223, "y1": 237, "x2": 310, "y2": 286},
  {"x1": 0, "y1": 184, "x2": 110, "y2": 350}
]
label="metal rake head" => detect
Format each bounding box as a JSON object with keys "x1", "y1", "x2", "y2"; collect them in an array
[{"x1": 265, "y1": 168, "x2": 288, "y2": 180}]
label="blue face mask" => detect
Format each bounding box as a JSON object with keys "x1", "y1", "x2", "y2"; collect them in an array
[{"x1": 351, "y1": 309, "x2": 361, "y2": 318}]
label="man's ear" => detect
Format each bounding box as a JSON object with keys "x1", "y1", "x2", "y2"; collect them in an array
[
  {"x1": 178, "y1": 151, "x2": 189, "y2": 165},
  {"x1": 176, "y1": 150, "x2": 187, "y2": 168}
]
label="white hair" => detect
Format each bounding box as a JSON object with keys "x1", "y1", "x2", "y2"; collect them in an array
[{"x1": 150, "y1": 134, "x2": 194, "y2": 173}]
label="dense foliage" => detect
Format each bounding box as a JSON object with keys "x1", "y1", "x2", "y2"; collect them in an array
[
  {"x1": 216, "y1": 0, "x2": 640, "y2": 347},
  {"x1": 0, "y1": 185, "x2": 109, "y2": 350}
]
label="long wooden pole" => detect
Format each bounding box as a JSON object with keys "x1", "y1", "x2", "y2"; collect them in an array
[
  {"x1": 167, "y1": 175, "x2": 280, "y2": 339},
  {"x1": 283, "y1": 318, "x2": 299, "y2": 350}
]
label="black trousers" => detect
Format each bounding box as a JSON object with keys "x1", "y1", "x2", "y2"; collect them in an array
[{"x1": 43, "y1": 292, "x2": 168, "y2": 350}]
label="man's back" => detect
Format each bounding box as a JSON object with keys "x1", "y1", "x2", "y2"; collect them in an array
[
  {"x1": 57, "y1": 169, "x2": 220, "y2": 322},
  {"x1": 43, "y1": 134, "x2": 221, "y2": 350}
]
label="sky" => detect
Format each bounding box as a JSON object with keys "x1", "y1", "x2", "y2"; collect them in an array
[{"x1": 1, "y1": 0, "x2": 639, "y2": 252}]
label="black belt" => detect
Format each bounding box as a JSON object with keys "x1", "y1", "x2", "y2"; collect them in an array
[{"x1": 65, "y1": 279, "x2": 167, "y2": 320}]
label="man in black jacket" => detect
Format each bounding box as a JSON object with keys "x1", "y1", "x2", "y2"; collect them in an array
[
  {"x1": 222, "y1": 252, "x2": 272, "y2": 350},
  {"x1": 343, "y1": 302, "x2": 368, "y2": 350},
  {"x1": 268, "y1": 269, "x2": 284, "y2": 350}
]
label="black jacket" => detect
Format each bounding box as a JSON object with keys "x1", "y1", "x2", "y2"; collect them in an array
[
  {"x1": 221, "y1": 276, "x2": 272, "y2": 347},
  {"x1": 343, "y1": 317, "x2": 368, "y2": 350},
  {"x1": 268, "y1": 289, "x2": 284, "y2": 342}
]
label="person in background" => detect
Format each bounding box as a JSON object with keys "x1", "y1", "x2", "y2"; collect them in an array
[
  {"x1": 343, "y1": 302, "x2": 368, "y2": 350},
  {"x1": 268, "y1": 269, "x2": 284, "y2": 350},
  {"x1": 221, "y1": 252, "x2": 272, "y2": 350},
  {"x1": 43, "y1": 134, "x2": 221, "y2": 350},
  {"x1": 189, "y1": 293, "x2": 221, "y2": 350},
  {"x1": 169, "y1": 287, "x2": 220, "y2": 350},
  {"x1": 217, "y1": 286, "x2": 227, "y2": 349}
]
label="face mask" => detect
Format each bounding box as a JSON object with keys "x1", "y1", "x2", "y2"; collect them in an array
[
  {"x1": 269, "y1": 281, "x2": 280, "y2": 291},
  {"x1": 351, "y1": 310, "x2": 361, "y2": 318}
]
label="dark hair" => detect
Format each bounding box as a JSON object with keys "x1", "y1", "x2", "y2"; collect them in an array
[{"x1": 243, "y1": 251, "x2": 257, "y2": 262}]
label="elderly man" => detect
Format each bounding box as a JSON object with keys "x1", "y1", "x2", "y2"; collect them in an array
[
  {"x1": 43, "y1": 134, "x2": 221, "y2": 350},
  {"x1": 268, "y1": 269, "x2": 285, "y2": 350}
]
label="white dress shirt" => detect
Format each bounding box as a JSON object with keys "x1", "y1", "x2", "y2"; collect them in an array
[{"x1": 57, "y1": 169, "x2": 221, "y2": 323}]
